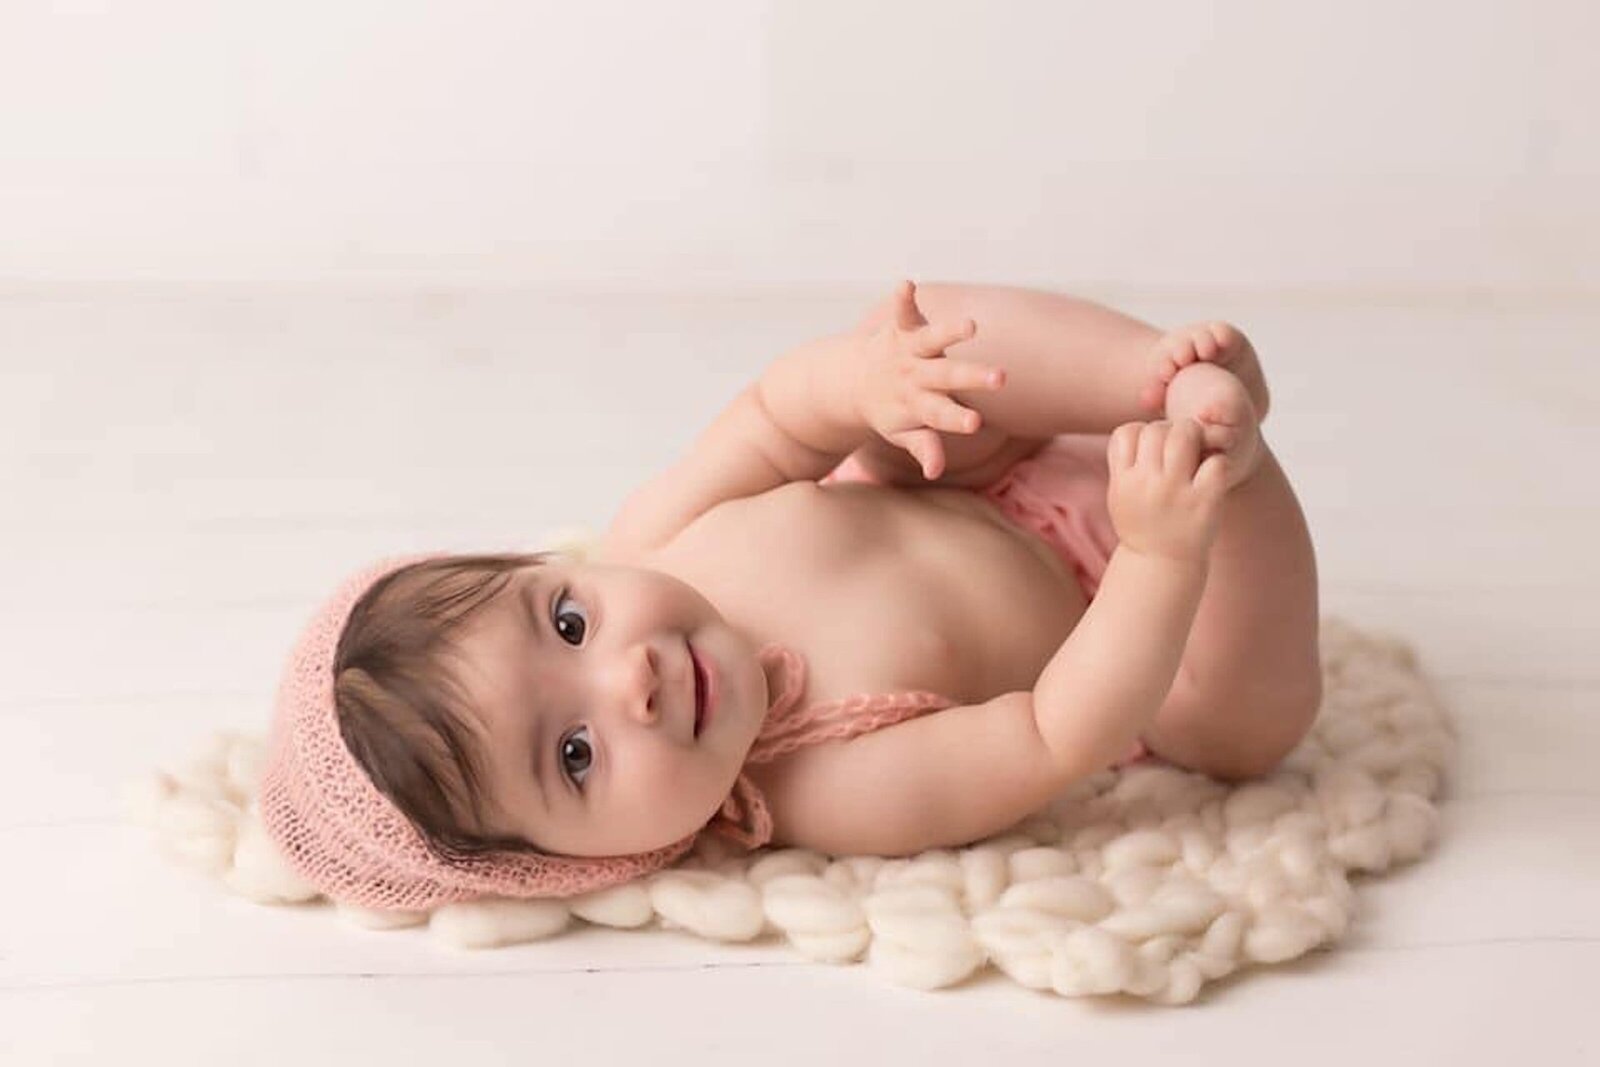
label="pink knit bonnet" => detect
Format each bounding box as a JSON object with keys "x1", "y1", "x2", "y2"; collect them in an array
[{"x1": 256, "y1": 553, "x2": 809, "y2": 913}]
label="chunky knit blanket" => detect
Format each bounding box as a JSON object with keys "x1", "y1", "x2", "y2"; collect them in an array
[{"x1": 129, "y1": 616, "x2": 1453, "y2": 1005}]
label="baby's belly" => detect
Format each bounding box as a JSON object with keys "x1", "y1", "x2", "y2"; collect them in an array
[{"x1": 652, "y1": 481, "x2": 1089, "y2": 704}]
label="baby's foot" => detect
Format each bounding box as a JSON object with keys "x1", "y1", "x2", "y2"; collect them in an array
[
  {"x1": 1162, "y1": 362, "x2": 1263, "y2": 489},
  {"x1": 1137, "y1": 321, "x2": 1271, "y2": 424}
]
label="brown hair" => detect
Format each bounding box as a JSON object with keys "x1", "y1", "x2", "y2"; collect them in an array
[{"x1": 332, "y1": 551, "x2": 556, "y2": 860}]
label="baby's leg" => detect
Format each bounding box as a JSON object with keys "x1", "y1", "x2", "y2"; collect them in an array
[
  {"x1": 1138, "y1": 384, "x2": 1322, "y2": 780},
  {"x1": 841, "y1": 283, "x2": 1168, "y2": 483},
  {"x1": 844, "y1": 284, "x2": 1267, "y2": 488},
  {"x1": 891, "y1": 283, "x2": 1170, "y2": 435},
  {"x1": 847, "y1": 285, "x2": 1317, "y2": 777}
]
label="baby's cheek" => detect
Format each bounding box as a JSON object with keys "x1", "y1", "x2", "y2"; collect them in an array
[{"x1": 630, "y1": 755, "x2": 725, "y2": 826}]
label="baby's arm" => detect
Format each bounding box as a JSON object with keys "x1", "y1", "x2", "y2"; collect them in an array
[
  {"x1": 760, "y1": 550, "x2": 1209, "y2": 855},
  {"x1": 761, "y1": 422, "x2": 1226, "y2": 856},
  {"x1": 831, "y1": 281, "x2": 1171, "y2": 489},
  {"x1": 768, "y1": 547, "x2": 1203, "y2": 857},
  {"x1": 601, "y1": 334, "x2": 861, "y2": 558},
  {"x1": 604, "y1": 308, "x2": 993, "y2": 557}
]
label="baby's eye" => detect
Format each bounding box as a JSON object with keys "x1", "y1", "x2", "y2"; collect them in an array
[
  {"x1": 553, "y1": 590, "x2": 587, "y2": 645},
  {"x1": 559, "y1": 725, "x2": 594, "y2": 787}
]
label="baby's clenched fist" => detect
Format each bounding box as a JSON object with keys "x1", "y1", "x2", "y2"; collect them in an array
[{"x1": 1106, "y1": 419, "x2": 1228, "y2": 563}]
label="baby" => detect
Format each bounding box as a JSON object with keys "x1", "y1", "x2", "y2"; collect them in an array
[{"x1": 259, "y1": 281, "x2": 1321, "y2": 911}]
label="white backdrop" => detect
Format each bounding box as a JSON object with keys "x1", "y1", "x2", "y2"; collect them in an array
[{"x1": 1, "y1": 0, "x2": 1595, "y2": 292}]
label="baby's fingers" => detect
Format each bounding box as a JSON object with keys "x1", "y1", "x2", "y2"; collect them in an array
[
  {"x1": 1108, "y1": 422, "x2": 1142, "y2": 469},
  {"x1": 1135, "y1": 420, "x2": 1171, "y2": 468},
  {"x1": 1194, "y1": 452, "x2": 1229, "y2": 497},
  {"x1": 913, "y1": 357, "x2": 1005, "y2": 393},
  {"x1": 888, "y1": 427, "x2": 945, "y2": 480},
  {"x1": 893, "y1": 280, "x2": 928, "y2": 329},
  {"x1": 1163, "y1": 418, "x2": 1202, "y2": 477},
  {"x1": 913, "y1": 317, "x2": 978, "y2": 358},
  {"x1": 916, "y1": 392, "x2": 983, "y2": 434}
]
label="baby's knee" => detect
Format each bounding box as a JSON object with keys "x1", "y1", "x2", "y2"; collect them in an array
[
  {"x1": 1155, "y1": 667, "x2": 1322, "y2": 782},
  {"x1": 1224, "y1": 676, "x2": 1323, "y2": 780}
]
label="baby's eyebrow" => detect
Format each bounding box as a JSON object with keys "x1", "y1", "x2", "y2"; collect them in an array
[{"x1": 518, "y1": 572, "x2": 549, "y2": 651}]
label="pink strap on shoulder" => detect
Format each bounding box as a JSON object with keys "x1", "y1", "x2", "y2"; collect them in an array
[{"x1": 704, "y1": 644, "x2": 953, "y2": 848}]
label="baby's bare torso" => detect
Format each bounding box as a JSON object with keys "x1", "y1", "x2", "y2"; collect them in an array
[{"x1": 634, "y1": 479, "x2": 1087, "y2": 715}]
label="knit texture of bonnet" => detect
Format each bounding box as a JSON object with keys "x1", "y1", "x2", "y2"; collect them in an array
[{"x1": 257, "y1": 555, "x2": 952, "y2": 913}]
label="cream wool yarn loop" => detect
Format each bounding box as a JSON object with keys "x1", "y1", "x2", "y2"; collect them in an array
[
  {"x1": 429, "y1": 898, "x2": 569, "y2": 948},
  {"x1": 957, "y1": 847, "x2": 1010, "y2": 911},
  {"x1": 745, "y1": 849, "x2": 829, "y2": 886},
  {"x1": 1102, "y1": 827, "x2": 1182, "y2": 870},
  {"x1": 649, "y1": 870, "x2": 767, "y2": 942},
  {"x1": 788, "y1": 926, "x2": 873, "y2": 964},
  {"x1": 1007, "y1": 846, "x2": 1080, "y2": 882},
  {"x1": 568, "y1": 882, "x2": 656, "y2": 929},
  {"x1": 863, "y1": 883, "x2": 975, "y2": 955},
  {"x1": 869, "y1": 932, "x2": 986, "y2": 991},
  {"x1": 864, "y1": 883, "x2": 987, "y2": 989},
  {"x1": 760, "y1": 875, "x2": 866, "y2": 936},
  {"x1": 132, "y1": 615, "x2": 1457, "y2": 1005},
  {"x1": 1099, "y1": 879, "x2": 1225, "y2": 940},
  {"x1": 225, "y1": 805, "x2": 319, "y2": 905}
]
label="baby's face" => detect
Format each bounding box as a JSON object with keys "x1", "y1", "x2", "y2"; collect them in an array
[{"x1": 449, "y1": 558, "x2": 770, "y2": 856}]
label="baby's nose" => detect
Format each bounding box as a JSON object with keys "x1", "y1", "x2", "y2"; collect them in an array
[{"x1": 614, "y1": 643, "x2": 660, "y2": 725}]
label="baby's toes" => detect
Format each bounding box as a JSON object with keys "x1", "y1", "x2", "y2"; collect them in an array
[
  {"x1": 1196, "y1": 415, "x2": 1240, "y2": 455},
  {"x1": 1206, "y1": 321, "x2": 1243, "y2": 355},
  {"x1": 1141, "y1": 339, "x2": 1189, "y2": 410},
  {"x1": 1166, "y1": 361, "x2": 1263, "y2": 488},
  {"x1": 1155, "y1": 353, "x2": 1191, "y2": 389}
]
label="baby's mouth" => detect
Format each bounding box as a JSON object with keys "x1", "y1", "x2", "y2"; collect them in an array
[{"x1": 691, "y1": 645, "x2": 706, "y2": 738}]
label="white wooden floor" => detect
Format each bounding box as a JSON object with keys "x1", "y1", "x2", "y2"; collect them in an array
[{"x1": 3, "y1": 285, "x2": 1596, "y2": 1065}]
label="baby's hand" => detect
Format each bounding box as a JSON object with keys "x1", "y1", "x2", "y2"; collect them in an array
[
  {"x1": 851, "y1": 280, "x2": 1005, "y2": 480},
  {"x1": 1106, "y1": 419, "x2": 1229, "y2": 564}
]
